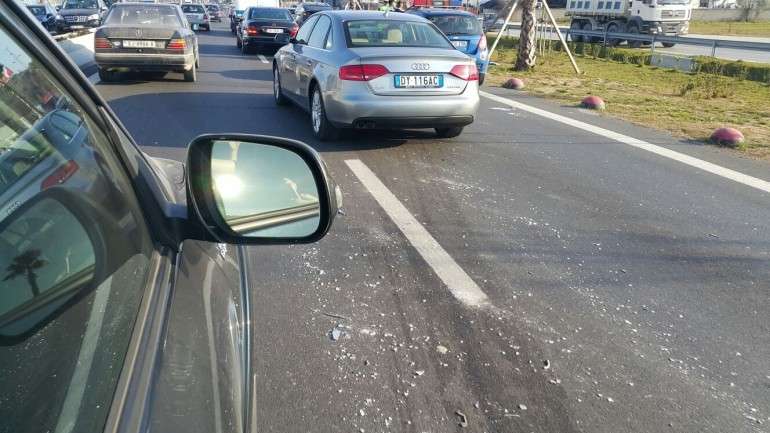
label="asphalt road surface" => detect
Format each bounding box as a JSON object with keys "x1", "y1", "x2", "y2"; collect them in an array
[{"x1": 91, "y1": 24, "x2": 770, "y2": 433}]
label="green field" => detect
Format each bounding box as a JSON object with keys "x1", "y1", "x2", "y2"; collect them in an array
[
  {"x1": 488, "y1": 48, "x2": 770, "y2": 158},
  {"x1": 688, "y1": 20, "x2": 770, "y2": 37}
]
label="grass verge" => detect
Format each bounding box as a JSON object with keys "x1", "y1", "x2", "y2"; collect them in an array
[
  {"x1": 488, "y1": 46, "x2": 770, "y2": 158},
  {"x1": 688, "y1": 20, "x2": 770, "y2": 37}
]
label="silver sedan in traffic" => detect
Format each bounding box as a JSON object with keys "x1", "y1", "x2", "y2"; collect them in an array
[{"x1": 272, "y1": 11, "x2": 480, "y2": 141}]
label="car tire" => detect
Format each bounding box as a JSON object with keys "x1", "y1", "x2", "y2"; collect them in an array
[
  {"x1": 435, "y1": 127, "x2": 463, "y2": 138},
  {"x1": 98, "y1": 68, "x2": 116, "y2": 83},
  {"x1": 273, "y1": 67, "x2": 288, "y2": 106},
  {"x1": 310, "y1": 86, "x2": 338, "y2": 141},
  {"x1": 662, "y1": 42, "x2": 676, "y2": 48},
  {"x1": 241, "y1": 41, "x2": 249, "y2": 55},
  {"x1": 184, "y1": 65, "x2": 197, "y2": 82},
  {"x1": 478, "y1": 73, "x2": 485, "y2": 86},
  {"x1": 236, "y1": 36, "x2": 242, "y2": 48},
  {"x1": 628, "y1": 24, "x2": 642, "y2": 48}
]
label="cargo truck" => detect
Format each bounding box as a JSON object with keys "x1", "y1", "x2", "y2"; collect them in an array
[{"x1": 566, "y1": 0, "x2": 692, "y2": 47}]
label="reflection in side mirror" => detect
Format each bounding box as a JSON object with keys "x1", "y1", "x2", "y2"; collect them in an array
[
  {"x1": 186, "y1": 134, "x2": 337, "y2": 244},
  {"x1": 0, "y1": 193, "x2": 97, "y2": 340}
]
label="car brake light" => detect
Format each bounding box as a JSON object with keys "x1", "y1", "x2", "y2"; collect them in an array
[
  {"x1": 94, "y1": 37, "x2": 111, "y2": 49},
  {"x1": 477, "y1": 36, "x2": 487, "y2": 52},
  {"x1": 167, "y1": 38, "x2": 186, "y2": 50},
  {"x1": 246, "y1": 25, "x2": 260, "y2": 36},
  {"x1": 449, "y1": 64, "x2": 479, "y2": 81},
  {"x1": 289, "y1": 23, "x2": 299, "y2": 38},
  {"x1": 339, "y1": 64, "x2": 389, "y2": 81},
  {"x1": 41, "y1": 160, "x2": 79, "y2": 190}
]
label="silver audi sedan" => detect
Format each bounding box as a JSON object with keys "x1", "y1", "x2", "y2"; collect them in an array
[{"x1": 272, "y1": 11, "x2": 480, "y2": 141}]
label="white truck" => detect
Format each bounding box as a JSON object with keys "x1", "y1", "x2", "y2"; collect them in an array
[{"x1": 566, "y1": 0, "x2": 692, "y2": 47}]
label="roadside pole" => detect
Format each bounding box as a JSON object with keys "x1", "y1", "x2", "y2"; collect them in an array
[
  {"x1": 487, "y1": 0, "x2": 519, "y2": 63},
  {"x1": 541, "y1": 0, "x2": 580, "y2": 74}
]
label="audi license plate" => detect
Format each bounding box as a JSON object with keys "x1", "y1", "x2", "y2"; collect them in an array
[
  {"x1": 123, "y1": 40, "x2": 161, "y2": 48},
  {"x1": 265, "y1": 28, "x2": 282, "y2": 34},
  {"x1": 394, "y1": 74, "x2": 443, "y2": 89}
]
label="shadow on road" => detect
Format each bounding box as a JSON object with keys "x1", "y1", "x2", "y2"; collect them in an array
[
  {"x1": 218, "y1": 69, "x2": 273, "y2": 81},
  {"x1": 107, "y1": 92, "x2": 436, "y2": 153}
]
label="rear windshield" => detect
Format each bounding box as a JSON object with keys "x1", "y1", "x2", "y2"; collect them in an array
[
  {"x1": 305, "y1": 4, "x2": 332, "y2": 12},
  {"x1": 207, "y1": 4, "x2": 219, "y2": 10},
  {"x1": 249, "y1": 8, "x2": 292, "y2": 20},
  {"x1": 105, "y1": 5, "x2": 182, "y2": 26},
  {"x1": 26, "y1": 6, "x2": 47, "y2": 15},
  {"x1": 61, "y1": 0, "x2": 98, "y2": 9},
  {"x1": 181, "y1": 4, "x2": 206, "y2": 13},
  {"x1": 427, "y1": 15, "x2": 482, "y2": 35},
  {"x1": 345, "y1": 20, "x2": 453, "y2": 48}
]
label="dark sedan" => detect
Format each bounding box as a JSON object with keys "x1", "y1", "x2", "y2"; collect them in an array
[
  {"x1": 57, "y1": 0, "x2": 108, "y2": 31},
  {"x1": 236, "y1": 7, "x2": 297, "y2": 54},
  {"x1": 24, "y1": 1, "x2": 63, "y2": 34},
  {"x1": 94, "y1": 2, "x2": 199, "y2": 82}
]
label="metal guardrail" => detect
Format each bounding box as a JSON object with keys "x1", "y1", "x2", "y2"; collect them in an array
[{"x1": 565, "y1": 28, "x2": 770, "y2": 58}]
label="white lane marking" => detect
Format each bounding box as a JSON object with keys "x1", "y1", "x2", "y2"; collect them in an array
[
  {"x1": 258, "y1": 54, "x2": 269, "y2": 64},
  {"x1": 480, "y1": 90, "x2": 770, "y2": 195},
  {"x1": 54, "y1": 276, "x2": 113, "y2": 433},
  {"x1": 87, "y1": 72, "x2": 99, "y2": 84},
  {"x1": 345, "y1": 159, "x2": 490, "y2": 308}
]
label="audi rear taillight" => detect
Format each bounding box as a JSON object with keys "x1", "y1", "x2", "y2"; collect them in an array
[
  {"x1": 449, "y1": 64, "x2": 479, "y2": 81},
  {"x1": 94, "y1": 37, "x2": 111, "y2": 49},
  {"x1": 246, "y1": 25, "x2": 260, "y2": 36},
  {"x1": 167, "y1": 38, "x2": 186, "y2": 50},
  {"x1": 289, "y1": 23, "x2": 299, "y2": 38},
  {"x1": 339, "y1": 64, "x2": 389, "y2": 81},
  {"x1": 41, "y1": 160, "x2": 79, "y2": 190}
]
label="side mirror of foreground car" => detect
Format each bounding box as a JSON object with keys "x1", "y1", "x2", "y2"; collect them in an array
[{"x1": 186, "y1": 134, "x2": 339, "y2": 244}]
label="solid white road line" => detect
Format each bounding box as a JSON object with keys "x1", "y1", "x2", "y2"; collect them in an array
[
  {"x1": 87, "y1": 72, "x2": 99, "y2": 84},
  {"x1": 480, "y1": 90, "x2": 770, "y2": 195},
  {"x1": 258, "y1": 54, "x2": 269, "y2": 64},
  {"x1": 345, "y1": 159, "x2": 490, "y2": 308}
]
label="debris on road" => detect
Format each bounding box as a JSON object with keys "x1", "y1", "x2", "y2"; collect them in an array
[
  {"x1": 543, "y1": 359, "x2": 551, "y2": 370},
  {"x1": 414, "y1": 370, "x2": 425, "y2": 377},
  {"x1": 329, "y1": 325, "x2": 345, "y2": 341},
  {"x1": 323, "y1": 312, "x2": 350, "y2": 321},
  {"x1": 518, "y1": 404, "x2": 527, "y2": 411},
  {"x1": 436, "y1": 345, "x2": 449, "y2": 354},
  {"x1": 455, "y1": 410, "x2": 468, "y2": 427}
]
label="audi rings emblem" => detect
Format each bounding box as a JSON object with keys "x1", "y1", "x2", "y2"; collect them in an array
[{"x1": 410, "y1": 63, "x2": 430, "y2": 71}]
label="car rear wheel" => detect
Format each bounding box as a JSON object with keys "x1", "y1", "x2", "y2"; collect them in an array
[
  {"x1": 184, "y1": 65, "x2": 197, "y2": 82},
  {"x1": 273, "y1": 67, "x2": 288, "y2": 106},
  {"x1": 435, "y1": 127, "x2": 464, "y2": 138},
  {"x1": 478, "y1": 73, "x2": 485, "y2": 86},
  {"x1": 241, "y1": 41, "x2": 250, "y2": 55},
  {"x1": 628, "y1": 24, "x2": 642, "y2": 48},
  {"x1": 98, "y1": 68, "x2": 116, "y2": 83},
  {"x1": 236, "y1": 36, "x2": 242, "y2": 48},
  {"x1": 662, "y1": 42, "x2": 676, "y2": 48},
  {"x1": 310, "y1": 87, "x2": 337, "y2": 141}
]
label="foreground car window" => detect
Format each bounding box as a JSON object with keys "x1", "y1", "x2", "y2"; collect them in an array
[
  {"x1": 249, "y1": 8, "x2": 292, "y2": 20},
  {"x1": 104, "y1": 4, "x2": 182, "y2": 27},
  {"x1": 345, "y1": 20, "x2": 453, "y2": 48},
  {"x1": 0, "y1": 22, "x2": 152, "y2": 433}
]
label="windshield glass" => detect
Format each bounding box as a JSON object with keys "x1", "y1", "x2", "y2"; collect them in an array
[
  {"x1": 427, "y1": 14, "x2": 482, "y2": 35},
  {"x1": 657, "y1": 0, "x2": 689, "y2": 4},
  {"x1": 249, "y1": 8, "x2": 292, "y2": 20},
  {"x1": 345, "y1": 20, "x2": 453, "y2": 48},
  {"x1": 61, "y1": 0, "x2": 98, "y2": 9},
  {"x1": 105, "y1": 5, "x2": 181, "y2": 26},
  {"x1": 181, "y1": 4, "x2": 205, "y2": 13},
  {"x1": 207, "y1": 4, "x2": 219, "y2": 10}
]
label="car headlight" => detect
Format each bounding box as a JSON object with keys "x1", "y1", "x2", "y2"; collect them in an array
[
  {"x1": 88, "y1": 13, "x2": 99, "y2": 20},
  {"x1": 55, "y1": 14, "x2": 62, "y2": 19}
]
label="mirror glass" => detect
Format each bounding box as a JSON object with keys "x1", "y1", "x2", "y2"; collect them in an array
[
  {"x1": 0, "y1": 198, "x2": 96, "y2": 337},
  {"x1": 210, "y1": 141, "x2": 320, "y2": 238}
]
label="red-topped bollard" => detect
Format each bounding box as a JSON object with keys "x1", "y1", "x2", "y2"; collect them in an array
[
  {"x1": 503, "y1": 78, "x2": 525, "y2": 90},
  {"x1": 581, "y1": 95, "x2": 605, "y2": 110},
  {"x1": 710, "y1": 127, "x2": 744, "y2": 148}
]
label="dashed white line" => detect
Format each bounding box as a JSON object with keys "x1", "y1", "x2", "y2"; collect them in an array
[
  {"x1": 480, "y1": 90, "x2": 770, "y2": 195},
  {"x1": 345, "y1": 159, "x2": 490, "y2": 308},
  {"x1": 257, "y1": 54, "x2": 269, "y2": 64}
]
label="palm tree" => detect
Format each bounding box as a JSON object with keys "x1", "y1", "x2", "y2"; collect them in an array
[
  {"x1": 515, "y1": 0, "x2": 538, "y2": 71},
  {"x1": 4, "y1": 249, "x2": 47, "y2": 298}
]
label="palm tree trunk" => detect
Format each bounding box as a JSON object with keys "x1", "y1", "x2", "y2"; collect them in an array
[
  {"x1": 26, "y1": 271, "x2": 40, "y2": 297},
  {"x1": 515, "y1": 0, "x2": 537, "y2": 71}
]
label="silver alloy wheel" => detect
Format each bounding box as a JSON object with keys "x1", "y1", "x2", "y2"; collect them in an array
[
  {"x1": 311, "y1": 90, "x2": 322, "y2": 133},
  {"x1": 273, "y1": 68, "x2": 280, "y2": 101}
]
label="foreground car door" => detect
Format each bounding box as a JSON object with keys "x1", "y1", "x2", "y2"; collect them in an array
[
  {"x1": 0, "y1": 3, "x2": 247, "y2": 433},
  {"x1": 294, "y1": 13, "x2": 331, "y2": 103},
  {"x1": 282, "y1": 13, "x2": 318, "y2": 99}
]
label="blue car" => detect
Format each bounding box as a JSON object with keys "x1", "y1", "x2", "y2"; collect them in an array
[{"x1": 407, "y1": 8, "x2": 489, "y2": 85}]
